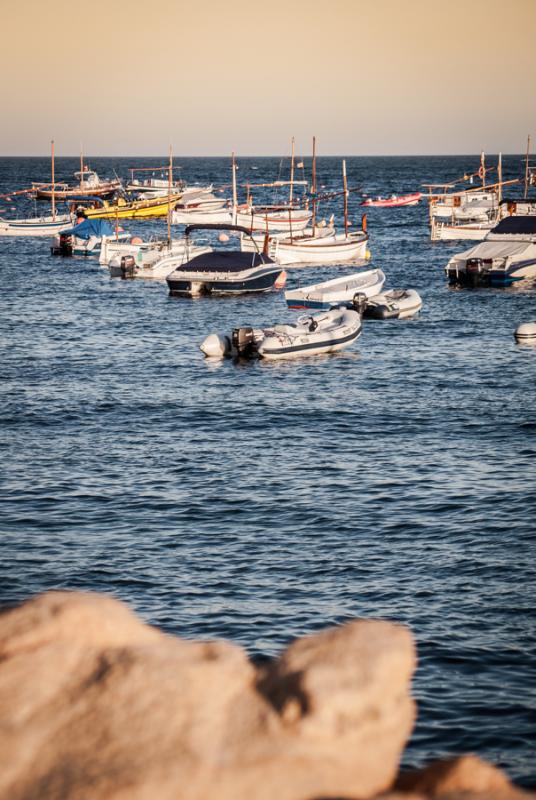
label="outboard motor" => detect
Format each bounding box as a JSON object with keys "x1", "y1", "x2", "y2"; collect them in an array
[
  {"x1": 120, "y1": 255, "x2": 136, "y2": 279},
  {"x1": 466, "y1": 258, "x2": 486, "y2": 288},
  {"x1": 232, "y1": 326, "x2": 256, "y2": 357},
  {"x1": 51, "y1": 233, "x2": 73, "y2": 257},
  {"x1": 352, "y1": 292, "x2": 368, "y2": 315}
]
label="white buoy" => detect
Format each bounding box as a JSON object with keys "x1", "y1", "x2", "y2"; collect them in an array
[
  {"x1": 514, "y1": 323, "x2": 536, "y2": 344},
  {"x1": 200, "y1": 333, "x2": 232, "y2": 358}
]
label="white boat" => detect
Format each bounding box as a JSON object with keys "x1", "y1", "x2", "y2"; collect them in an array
[
  {"x1": 100, "y1": 235, "x2": 197, "y2": 266},
  {"x1": 431, "y1": 220, "x2": 496, "y2": 241},
  {"x1": 432, "y1": 190, "x2": 499, "y2": 222},
  {"x1": 235, "y1": 206, "x2": 313, "y2": 233},
  {"x1": 200, "y1": 305, "x2": 363, "y2": 360},
  {"x1": 109, "y1": 244, "x2": 212, "y2": 280},
  {"x1": 241, "y1": 227, "x2": 369, "y2": 265},
  {"x1": 363, "y1": 289, "x2": 423, "y2": 319},
  {"x1": 446, "y1": 216, "x2": 536, "y2": 287},
  {"x1": 172, "y1": 207, "x2": 233, "y2": 225},
  {"x1": 0, "y1": 214, "x2": 72, "y2": 237},
  {"x1": 285, "y1": 268, "x2": 385, "y2": 310}
]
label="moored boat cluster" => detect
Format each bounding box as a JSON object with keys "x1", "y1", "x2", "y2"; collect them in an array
[{"x1": 1, "y1": 143, "x2": 535, "y2": 355}]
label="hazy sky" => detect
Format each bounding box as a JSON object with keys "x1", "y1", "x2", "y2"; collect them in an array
[{"x1": 1, "y1": 0, "x2": 535, "y2": 155}]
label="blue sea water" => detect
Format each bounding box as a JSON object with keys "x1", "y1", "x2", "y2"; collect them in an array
[{"x1": 1, "y1": 155, "x2": 535, "y2": 787}]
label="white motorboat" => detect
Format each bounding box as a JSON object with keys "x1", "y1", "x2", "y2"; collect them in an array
[
  {"x1": 445, "y1": 216, "x2": 536, "y2": 287},
  {"x1": 363, "y1": 289, "x2": 423, "y2": 319},
  {"x1": 432, "y1": 190, "x2": 499, "y2": 222},
  {"x1": 285, "y1": 268, "x2": 385, "y2": 310},
  {"x1": 100, "y1": 235, "x2": 197, "y2": 266},
  {"x1": 0, "y1": 213, "x2": 72, "y2": 237},
  {"x1": 200, "y1": 305, "x2": 363, "y2": 360},
  {"x1": 166, "y1": 223, "x2": 284, "y2": 297},
  {"x1": 109, "y1": 244, "x2": 212, "y2": 280}
]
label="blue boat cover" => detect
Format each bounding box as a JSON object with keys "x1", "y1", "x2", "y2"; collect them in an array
[{"x1": 60, "y1": 218, "x2": 115, "y2": 239}]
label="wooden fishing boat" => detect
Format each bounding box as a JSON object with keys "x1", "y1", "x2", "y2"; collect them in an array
[
  {"x1": 0, "y1": 214, "x2": 72, "y2": 237},
  {"x1": 79, "y1": 194, "x2": 182, "y2": 220}
]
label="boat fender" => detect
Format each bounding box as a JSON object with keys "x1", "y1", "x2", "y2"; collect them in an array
[
  {"x1": 232, "y1": 327, "x2": 256, "y2": 357},
  {"x1": 120, "y1": 254, "x2": 136, "y2": 279},
  {"x1": 352, "y1": 292, "x2": 368, "y2": 314}
]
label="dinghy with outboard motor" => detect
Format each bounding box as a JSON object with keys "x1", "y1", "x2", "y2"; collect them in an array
[
  {"x1": 166, "y1": 223, "x2": 284, "y2": 297},
  {"x1": 200, "y1": 302, "x2": 365, "y2": 360},
  {"x1": 363, "y1": 288, "x2": 422, "y2": 319}
]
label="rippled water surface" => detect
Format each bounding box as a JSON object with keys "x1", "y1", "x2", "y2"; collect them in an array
[{"x1": 1, "y1": 156, "x2": 535, "y2": 786}]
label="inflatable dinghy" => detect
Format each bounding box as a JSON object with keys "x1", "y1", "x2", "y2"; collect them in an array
[
  {"x1": 364, "y1": 288, "x2": 422, "y2": 319},
  {"x1": 200, "y1": 306, "x2": 362, "y2": 360}
]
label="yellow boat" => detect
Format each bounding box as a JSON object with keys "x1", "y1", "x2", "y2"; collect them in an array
[{"x1": 80, "y1": 194, "x2": 182, "y2": 220}]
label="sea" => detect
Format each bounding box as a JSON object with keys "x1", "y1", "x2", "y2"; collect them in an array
[{"x1": 1, "y1": 155, "x2": 535, "y2": 787}]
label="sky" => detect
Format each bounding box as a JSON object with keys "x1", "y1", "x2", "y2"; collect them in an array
[{"x1": 1, "y1": 0, "x2": 535, "y2": 156}]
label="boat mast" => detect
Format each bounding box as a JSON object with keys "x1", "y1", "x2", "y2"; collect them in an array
[
  {"x1": 480, "y1": 151, "x2": 486, "y2": 188},
  {"x1": 312, "y1": 136, "x2": 317, "y2": 236},
  {"x1": 167, "y1": 144, "x2": 172, "y2": 246},
  {"x1": 51, "y1": 139, "x2": 56, "y2": 222},
  {"x1": 497, "y1": 152, "x2": 502, "y2": 204},
  {"x1": 342, "y1": 159, "x2": 349, "y2": 237},
  {"x1": 524, "y1": 134, "x2": 531, "y2": 199},
  {"x1": 231, "y1": 152, "x2": 237, "y2": 225},
  {"x1": 289, "y1": 136, "x2": 295, "y2": 241}
]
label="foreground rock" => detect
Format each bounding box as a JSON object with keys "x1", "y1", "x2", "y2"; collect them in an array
[{"x1": 0, "y1": 591, "x2": 415, "y2": 800}]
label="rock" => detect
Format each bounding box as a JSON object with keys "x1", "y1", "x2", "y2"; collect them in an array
[
  {"x1": 0, "y1": 592, "x2": 416, "y2": 800},
  {"x1": 394, "y1": 755, "x2": 532, "y2": 798}
]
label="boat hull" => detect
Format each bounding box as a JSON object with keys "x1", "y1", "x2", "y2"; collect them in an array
[
  {"x1": 167, "y1": 266, "x2": 283, "y2": 296},
  {"x1": 235, "y1": 208, "x2": 313, "y2": 232},
  {"x1": 0, "y1": 215, "x2": 72, "y2": 236}
]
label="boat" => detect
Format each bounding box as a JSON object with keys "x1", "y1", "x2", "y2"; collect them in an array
[
  {"x1": 108, "y1": 243, "x2": 212, "y2": 280},
  {"x1": 99, "y1": 235, "x2": 203, "y2": 266},
  {"x1": 361, "y1": 192, "x2": 422, "y2": 207},
  {"x1": 77, "y1": 194, "x2": 182, "y2": 220},
  {"x1": 166, "y1": 223, "x2": 284, "y2": 297},
  {"x1": 33, "y1": 166, "x2": 121, "y2": 200},
  {"x1": 50, "y1": 218, "x2": 129, "y2": 257},
  {"x1": 0, "y1": 140, "x2": 73, "y2": 236},
  {"x1": 514, "y1": 323, "x2": 536, "y2": 344},
  {"x1": 0, "y1": 213, "x2": 72, "y2": 237},
  {"x1": 172, "y1": 206, "x2": 233, "y2": 225},
  {"x1": 363, "y1": 289, "x2": 423, "y2": 319},
  {"x1": 235, "y1": 205, "x2": 313, "y2": 232},
  {"x1": 285, "y1": 268, "x2": 385, "y2": 310},
  {"x1": 445, "y1": 216, "x2": 536, "y2": 287},
  {"x1": 200, "y1": 305, "x2": 363, "y2": 360}
]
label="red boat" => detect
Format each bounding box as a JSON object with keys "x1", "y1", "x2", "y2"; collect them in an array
[{"x1": 361, "y1": 192, "x2": 422, "y2": 207}]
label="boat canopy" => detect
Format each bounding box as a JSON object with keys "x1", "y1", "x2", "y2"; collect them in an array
[
  {"x1": 60, "y1": 218, "x2": 115, "y2": 239},
  {"x1": 455, "y1": 240, "x2": 536, "y2": 260},
  {"x1": 490, "y1": 216, "x2": 536, "y2": 235},
  {"x1": 185, "y1": 223, "x2": 253, "y2": 237}
]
